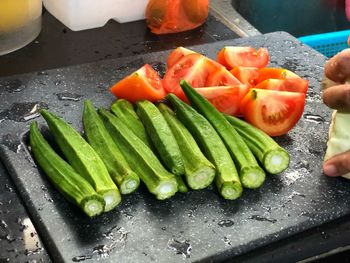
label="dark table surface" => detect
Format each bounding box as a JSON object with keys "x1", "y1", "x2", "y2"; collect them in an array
[{"x1": 1, "y1": 9, "x2": 350, "y2": 263}]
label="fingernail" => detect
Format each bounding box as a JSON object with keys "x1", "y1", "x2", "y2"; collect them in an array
[{"x1": 324, "y1": 164, "x2": 337, "y2": 176}]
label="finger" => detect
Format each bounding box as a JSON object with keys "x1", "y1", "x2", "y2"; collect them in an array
[
  {"x1": 323, "y1": 150, "x2": 350, "y2": 177},
  {"x1": 325, "y1": 49, "x2": 350, "y2": 83},
  {"x1": 322, "y1": 84, "x2": 350, "y2": 111}
]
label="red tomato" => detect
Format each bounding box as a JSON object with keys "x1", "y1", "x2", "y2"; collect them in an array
[
  {"x1": 205, "y1": 66, "x2": 242, "y2": 86},
  {"x1": 257, "y1": 68, "x2": 302, "y2": 83},
  {"x1": 240, "y1": 89, "x2": 306, "y2": 136},
  {"x1": 163, "y1": 53, "x2": 217, "y2": 97},
  {"x1": 167, "y1": 47, "x2": 196, "y2": 68},
  {"x1": 230, "y1": 66, "x2": 260, "y2": 88},
  {"x1": 255, "y1": 79, "x2": 309, "y2": 93},
  {"x1": 110, "y1": 64, "x2": 166, "y2": 102},
  {"x1": 217, "y1": 47, "x2": 269, "y2": 69},
  {"x1": 179, "y1": 85, "x2": 249, "y2": 115}
]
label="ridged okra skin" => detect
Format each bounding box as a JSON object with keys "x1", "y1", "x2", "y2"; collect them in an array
[
  {"x1": 179, "y1": 80, "x2": 266, "y2": 189},
  {"x1": 225, "y1": 114, "x2": 290, "y2": 174},
  {"x1": 110, "y1": 99, "x2": 151, "y2": 147},
  {"x1": 158, "y1": 103, "x2": 216, "y2": 190},
  {"x1": 29, "y1": 122, "x2": 105, "y2": 217},
  {"x1": 98, "y1": 108, "x2": 178, "y2": 200},
  {"x1": 136, "y1": 100, "x2": 185, "y2": 176},
  {"x1": 166, "y1": 93, "x2": 242, "y2": 200},
  {"x1": 83, "y1": 100, "x2": 140, "y2": 194},
  {"x1": 40, "y1": 109, "x2": 121, "y2": 212}
]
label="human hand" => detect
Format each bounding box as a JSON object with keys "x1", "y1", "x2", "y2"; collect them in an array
[{"x1": 322, "y1": 48, "x2": 350, "y2": 177}]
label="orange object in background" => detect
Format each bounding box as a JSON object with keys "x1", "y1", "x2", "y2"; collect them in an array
[{"x1": 146, "y1": 0, "x2": 209, "y2": 34}]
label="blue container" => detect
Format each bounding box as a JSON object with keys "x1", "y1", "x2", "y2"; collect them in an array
[{"x1": 298, "y1": 30, "x2": 350, "y2": 58}]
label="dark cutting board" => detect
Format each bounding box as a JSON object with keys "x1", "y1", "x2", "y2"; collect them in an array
[{"x1": 1, "y1": 32, "x2": 350, "y2": 263}]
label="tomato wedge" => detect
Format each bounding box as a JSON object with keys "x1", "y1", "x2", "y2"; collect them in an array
[
  {"x1": 257, "y1": 68, "x2": 302, "y2": 83},
  {"x1": 205, "y1": 66, "x2": 242, "y2": 86},
  {"x1": 167, "y1": 47, "x2": 196, "y2": 68},
  {"x1": 110, "y1": 64, "x2": 165, "y2": 102},
  {"x1": 230, "y1": 66, "x2": 260, "y2": 88},
  {"x1": 255, "y1": 78, "x2": 309, "y2": 93},
  {"x1": 240, "y1": 89, "x2": 306, "y2": 136},
  {"x1": 217, "y1": 47, "x2": 269, "y2": 69},
  {"x1": 163, "y1": 53, "x2": 217, "y2": 97},
  {"x1": 179, "y1": 85, "x2": 249, "y2": 115}
]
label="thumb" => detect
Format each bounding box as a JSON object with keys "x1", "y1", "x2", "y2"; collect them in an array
[{"x1": 323, "y1": 150, "x2": 350, "y2": 177}]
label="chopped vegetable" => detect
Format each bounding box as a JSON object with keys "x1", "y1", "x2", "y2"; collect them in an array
[
  {"x1": 158, "y1": 103, "x2": 216, "y2": 190},
  {"x1": 180, "y1": 80, "x2": 266, "y2": 189},
  {"x1": 30, "y1": 122, "x2": 105, "y2": 217},
  {"x1": 40, "y1": 109, "x2": 121, "y2": 212},
  {"x1": 83, "y1": 100, "x2": 140, "y2": 194},
  {"x1": 167, "y1": 93, "x2": 243, "y2": 200},
  {"x1": 136, "y1": 100, "x2": 185, "y2": 176},
  {"x1": 99, "y1": 108, "x2": 178, "y2": 200},
  {"x1": 225, "y1": 114, "x2": 290, "y2": 174}
]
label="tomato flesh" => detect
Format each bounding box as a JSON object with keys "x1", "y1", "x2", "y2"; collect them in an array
[
  {"x1": 217, "y1": 47, "x2": 269, "y2": 69},
  {"x1": 205, "y1": 66, "x2": 242, "y2": 86},
  {"x1": 255, "y1": 78, "x2": 309, "y2": 93},
  {"x1": 240, "y1": 88, "x2": 306, "y2": 136},
  {"x1": 166, "y1": 47, "x2": 196, "y2": 68},
  {"x1": 257, "y1": 68, "x2": 302, "y2": 83},
  {"x1": 230, "y1": 66, "x2": 260, "y2": 88},
  {"x1": 110, "y1": 64, "x2": 166, "y2": 102}
]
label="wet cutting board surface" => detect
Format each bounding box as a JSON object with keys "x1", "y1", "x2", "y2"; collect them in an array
[{"x1": 1, "y1": 32, "x2": 350, "y2": 263}]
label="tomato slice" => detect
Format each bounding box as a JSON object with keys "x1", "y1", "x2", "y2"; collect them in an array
[
  {"x1": 167, "y1": 47, "x2": 196, "y2": 68},
  {"x1": 255, "y1": 79, "x2": 309, "y2": 93},
  {"x1": 217, "y1": 47, "x2": 269, "y2": 69},
  {"x1": 230, "y1": 66, "x2": 260, "y2": 88},
  {"x1": 257, "y1": 68, "x2": 302, "y2": 83},
  {"x1": 163, "y1": 53, "x2": 217, "y2": 97},
  {"x1": 240, "y1": 88, "x2": 306, "y2": 136},
  {"x1": 110, "y1": 64, "x2": 165, "y2": 102},
  {"x1": 179, "y1": 85, "x2": 249, "y2": 115},
  {"x1": 205, "y1": 66, "x2": 242, "y2": 86}
]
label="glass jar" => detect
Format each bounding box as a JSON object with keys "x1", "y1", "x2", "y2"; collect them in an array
[{"x1": 0, "y1": 0, "x2": 42, "y2": 56}]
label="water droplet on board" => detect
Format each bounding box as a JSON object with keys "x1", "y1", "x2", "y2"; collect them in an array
[
  {"x1": 320, "y1": 231, "x2": 330, "y2": 239},
  {"x1": 223, "y1": 236, "x2": 232, "y2": 246},
  {"x1": 0, "y1": 220, "x2": 8, "y2": 229},
  {"x1": 248, "y1": 215, "x2": 277, "y2": 223},
  {"x1": 218, "y1": 219, "x2": 234, "y2": 227},
  {"x1": 37, "y1": 71, "x2": 49, "y2": 76},
  {"x1": 294, "y1": 160, "x2": 309, "y2": 170},
  {"x1": 0, "y1": 79, "x2": 26, "y2": 93},
  {"x1": 72, "y1": 255, "x2": 93, "y2": 262},
  {"x1": 167, "y1": 238, "x2": 192, "y2": 258},
  {"x1": 56, "y1": 93, "x2": 82, "y2": 102},
  {"x1": 4, "y1": 184, "x2": 14, "y2": 193},
  {"x1": 0, "y1": 102, "x2": 48, "y2": 122},
  {"x1": 120, "y1": 211, "x2": 134, "y2": 220},
  {"x1": 44, "y1": 193, "x2": 54, "y2": 203},
  {"x1": 304, "y1": 114, "x2": 325, "y2": 124}
]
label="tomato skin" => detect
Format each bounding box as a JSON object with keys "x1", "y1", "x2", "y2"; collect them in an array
[
  {"x1": 230, "y1": 66, "x2": 260, "y2": 88},
  {"x1": 167, "y1": 47, "x2": 196, "y2": 68},
  {"x1": 255, "y1": 78, "x2": 309, "y2": 93},
  {"x1": 110, "y1": 64, "x2": 166, "y2": 102},
  {"x1": 179, "y1": 84, "x2": 249, "y2": 115},
  {"x1": 217, "y1": 47, "x2": 269, "y2": 69},
  {"x1": 257, "y1": 67, "x2": 302, "y2": 83},
  {"x1": 240, "y1": 88, "x2": 306, "y2": 136}
]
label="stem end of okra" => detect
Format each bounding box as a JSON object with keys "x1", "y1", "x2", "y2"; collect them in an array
[
  {"x1": 187, "y1": 167, "x2": 216, "y2": 190},
  {"x1": 156, "y1": 181, "x2": 178, "y2": 200},
  {"x1": 119, "y1": 174, "x2": 140, "y2": 195},
  {"x1": 99, "y1": 189, "x2": 121, "y2": 212},
  {"x1": 263, "y1": 148, "x2": 290, "y2": 174},
  {"x1": 220, "y1": 181, "x2": 243, "y2": 200},
  {"x1": 81, "y1": 195, "x2": 105, "y2": 217},
  {"x1": 240, "y1": 167, "x2": 266, "y2": 189}
]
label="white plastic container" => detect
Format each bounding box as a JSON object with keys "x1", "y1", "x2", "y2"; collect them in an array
[{"x1": 43, "y1": 0, "x2": 148, "y2": 31}]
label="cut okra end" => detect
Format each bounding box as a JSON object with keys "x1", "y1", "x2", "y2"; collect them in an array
[
  {"x1": 99, "y1": 189, "x2": 122, "y2": 212},
  {"x1": 187, "y1": 167, "x2": 216, "y2": 190},
  {"x1": 219, "y1": 181, "x2": 243, "y2": 200},
  {"x1": 119, "y1": 174, "x2": 140, "y2": 195},
  {"x1": 155, "y1": 181, "x2": 178, "y2": 200},
  {"x1": 263, "y1": 148, "x2": 290, "y2": 174},
  {"x1": 81, "y1": 195, "x2": 105, "y2": 217},
  {"x1": 240, "y1": 166, "x2": 266, "y2": 189}
]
